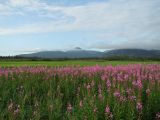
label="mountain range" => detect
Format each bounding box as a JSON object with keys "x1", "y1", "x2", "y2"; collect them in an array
[{"x1": 18, "y1": 48, "x2": 160, "y2": 59}]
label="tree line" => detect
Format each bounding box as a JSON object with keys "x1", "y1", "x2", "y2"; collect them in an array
[{"x1": 0, "y1": 55, "x2": 160, "y2": 61}]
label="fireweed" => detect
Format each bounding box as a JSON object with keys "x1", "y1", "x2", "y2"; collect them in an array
[{"x1": 0, "y1": 64, "x2": 159, "y2": 119}]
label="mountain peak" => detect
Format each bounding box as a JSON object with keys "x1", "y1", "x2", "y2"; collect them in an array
[{"x1": 74, "y1": 47, "x2": 82, "y2": 50}]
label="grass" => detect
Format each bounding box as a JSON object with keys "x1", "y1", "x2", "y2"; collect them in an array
[{"x1": 0, "y1": 60, "x2": 160, "y2": 67}]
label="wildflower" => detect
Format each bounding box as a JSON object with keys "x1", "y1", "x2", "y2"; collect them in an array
[
  {"x1": 8, "y1": 102, "x2": 13, "y2": 111},
  {"x1": 124, "y1": 74, "x2": 129, "y2": 80},
  {"x1": 120, "y1": 96, "x2": 126, "y2": 102},
  {"x1": 101, "y1": 75, "x2": 108, "y2": 81},
  {"x1": 132, "y1": 81, "x2": 137, "y2": 86},
  {"x1": 91, "y1": 80, "x2": 95, "y2": 87},
  {"x1": 79, "y1": 100, "x2": 83, "y2": 107},
  {"x1": 67, "y1": 103, "x2": 72, "y2": 113},
  {"x1": 105, "y1": 106, "x2": 113, "y2": 119},
  {"x1": 126, "y1": 88, "x2": 132, "y2": 95},
  {"x1": 8, "y1": 99, "x2": 14, "y2": 112},
  {"x1": 98, "y1": 88, "x2": 102, "y2": 94},
  {"x1": 132, "y1": 80, "x2": 143, "y2": 89},
  {"x1": 106, "y1": 80, "x2": 111, "y2": 87},
  {"x1": 87, "y1": 84, "x2": 91, "y2": 90},
  {"x1": 98, "y1": 93, "x2": 103, "y2": 101},
  {"x1": 105, "y1": 106, "x2": 110, "y2": 114},
  {"x1": 146, "y1": 88, "x2": 151, "y2": 95},
  {"x1": 156, "y1": 112, "x2": 160, "y2": 119},
  {"x1": 114, "y1": 91, "x2": 121, "y2": 98},
  {"x1": 129, "y1": 96, "x2": 136, "y2": 101},
  {"x1": 93, "y1": 107, "x2": 98, "y2": 113},
  {"x1": 109, "y1": 113, "x2": 113, "y2": 119},
  {"x1": 136, "y1": 102, "x2": 142, "y2": 111},
  {"x1": 137, "y1": 80, "x2": 143, "y2": 89},
  {"x1": 14, "y1": 105, "x2": 20, "y2": 115}
]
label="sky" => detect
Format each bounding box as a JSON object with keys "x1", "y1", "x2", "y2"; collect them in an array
[{"x1": 0, "y1": 0, "x2": 160, "y2": 56}]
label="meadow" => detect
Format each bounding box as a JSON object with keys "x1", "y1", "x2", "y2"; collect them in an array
[
  {"x1": 0, "y1": 60, "x2": 160, "y2": 120},
  {"x1": 0, "y1": 60, "x2": 160, "y2": 67}
]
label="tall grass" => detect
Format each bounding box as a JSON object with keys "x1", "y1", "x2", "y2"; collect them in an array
[{"x1": 0, "y1": 64, "x2": 160, "y2": 120}]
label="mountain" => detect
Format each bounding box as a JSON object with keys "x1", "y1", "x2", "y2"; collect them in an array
[
  {"x1": 104, "y1": 49, "x2": 160, "y2": 58},
  {"x1": 19, "y1": 49, "x2": 103, "y2": 58},
  {"x1": 18, "y1": 49, "x2": 160, "y2": 59}
]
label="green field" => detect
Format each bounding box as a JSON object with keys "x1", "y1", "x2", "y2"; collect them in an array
[{"x1": 0, "y1": 60, "x2": 160, "y2": 67}]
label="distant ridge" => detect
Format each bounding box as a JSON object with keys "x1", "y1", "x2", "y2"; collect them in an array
[
  {"x1": 19, "y1": 49, "x2": 103, "y2": 58},
  {"x1": 18, "y1": 49, "x2": 160, "y2": 59},
  {"x1": 104, "y1": 49, "x2": 160, "y2": 58}
]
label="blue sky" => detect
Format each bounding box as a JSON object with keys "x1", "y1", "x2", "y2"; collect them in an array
[{"x1": 0, "y1": 0, "x2": 160, "y2": 56}]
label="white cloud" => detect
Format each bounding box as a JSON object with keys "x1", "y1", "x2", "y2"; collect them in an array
[
  {"x1": 0, "y1": 0, "x2": 159, "y2": 32},
  {"x1": 0, "y1": 0, "x2": 160, "y2": 49},
  {"x1": 9, "y1": 0, "x2": 31, "y2": 6},
  {"x1": 0, "y1": 3, "x2": 12, "y2": 15}
]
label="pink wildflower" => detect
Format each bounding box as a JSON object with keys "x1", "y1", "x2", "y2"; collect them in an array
[
  {"x1": 136, "y1": 102, "x2": 142, "y2": 111},
  {"x1": 156, "y1": 112, "x2": 160, "y2": 119},
  {"x1": 67, "y1": 103, "x2": 72, "y2": 113},
  {"x1": 105, "y1": 106, "x2": 110, "y2": 114},
  {"x1": 146, "y1": 88, "x2": 151, "y2": 95},
  {"x1": 129, "y1": 96, "x2": 136, "y2": 101},
  {"x1": 14, "y1": 105, "x2": 20, "y2": 115},
  {"x1": 114, "y1": 91, "x2": 121, "y2": 98},
  {"x1": 87, "y1": 84, "x2": 91, "y2": 90},
  {"x1": 105, "y1": 106, "x2": 113, "y2": 119},
  {"x1": 106, "y1": 80, "x2": 111, "y2": 87}
]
